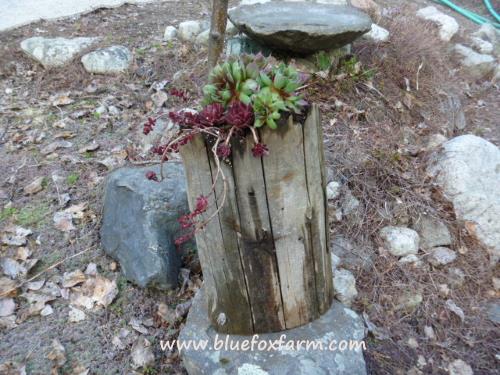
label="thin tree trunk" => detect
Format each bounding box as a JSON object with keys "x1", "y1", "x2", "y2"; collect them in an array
[{"x1": 208, "y1": 0, "x2": 229, "y2": 70}]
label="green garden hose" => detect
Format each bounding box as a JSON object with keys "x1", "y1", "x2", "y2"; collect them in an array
[
  {"x1": 435, "y1": 0, "x2": 500, "y2": 28},
  {"x1": 484, "y1": 0, "x2": 500, "y2": 23}
]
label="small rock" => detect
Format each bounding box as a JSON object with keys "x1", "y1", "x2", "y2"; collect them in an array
[
  {"x1": 151, "y1": 91, "x2": 169, "y2": 108},
  {"x1": 445, "y1": 299, "x2": 465, "y2": 321},
  {"x1": 397, "y1": 292, "x2": 423, "y2": 311},
  {"x1": 454, "y1": 44, "x2": 495, "y2": 78},
  {"x1": 0, "y1": 315, "x2": 17, "y2": 329},
  {"x1": 493, "y1": 277, "x2": 500, "y2": 290},
  {"x1": 178, "y1": 20, "x2": 202, "y2": 42},
  {"x1": 427, "y1": 247, "x2": 456, "y2": 266},
  {"x1": 424, "y1": 325, "x2": 436, "y2": 340},
  {"x1": 407, "y1": 337, "x2": 419, "y2": 349},
  {"x1": 416, "y1": 6, "x2": 459, "y2": 42},
  {"x1": 326, "y1": 181, "x2": 341, "y2": 200},
  {"x1": 40, "y1": 304, "x2": 54, "y2": 316},
  {"x1": 26, "y1": 279, "x2": 45, "y2": 291},
  {"x1": 129, "y1": 318, "x2": 149, "y2": 335},
  {"x1": 331, "y1": 253, "x2": 341, "y2": 270},
  {"x1": 417, "y1": 355, "x2": 427, "y2": 369},
  {"x1": 470, "y1": 36, "x2": 493, "y2": 54},
  {"x1": 448, "y1": 359, "x2": 473, "y2": 375},
  {"x1": 20, "y1": 37, "x2": 98, "y2": 68},
  {"x1": 399, "y1": 254, "x2": 422, "y2": 266},
  {"x1": 485, "y1": 301, "x2": 500, "y2": 324},
  {"x1": 380, "y1": 226, "x2": 420, "y2": 257},
  {"x1": 68, "y1": 306, "x2": 86, "y2": 322},
  {"x1": 131, "y1": 338, "x2": 155, "y2": 369},
  {"x1": 472, "y1": 23, "x2": 497, "y2": 44},
  {"x1": 23, "y1": 176, "x2": 45, "y2": 195},
  {"x1": 413, "y1": 215, "x2": 451, "y2": 248},
  {"x1": 85, "y1": 263, "x2": 97, "y2": 276},
  {"x1": 341, "y1": 190, "x2": 360, "y2": 215},
  {"x1": 164, "y1": 25, "x2": 177, "y2": 41},
  {"x1": 333, "y1": 268, "x2": 358, "y2": 306},
  {"x1": 447, "y1": 268, "x2": 465, "y2": 287},
  {"x1": 108, "y1": 105, "x2": 120, "y2": 116},
  {"x1": 363, "y1": 24, "x2": 389, "y2": 42},
  {"x1": 0, "y1": 298, "x2": 16, "y2": 317},
  {"x1": 81, "y1": 46, "x2": 132, "y2": 74},
  {"x1": 195, "y1": 29, "x2": 210, "y2": 46},
  {"x1": 1, "y1": 258, "x2": 26, "y2": 279},
  {"x1": 425, "y1": 133, "x2": 447, "y2": 150},
  {"x1": 95, "y1": 105, "x2": 107, "y2": 116},
  {"x1": 331, "y1": 235, "x2": 374, "y2": 269}
]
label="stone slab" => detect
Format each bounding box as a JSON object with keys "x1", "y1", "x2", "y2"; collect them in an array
[{"x1": 180, "y1": 287, "x2": 367, "y2": 374}]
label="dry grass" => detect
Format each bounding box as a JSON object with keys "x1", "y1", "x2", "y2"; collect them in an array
[{"x1": 304, "y1": 11, "x2": 500, "y2": 374}]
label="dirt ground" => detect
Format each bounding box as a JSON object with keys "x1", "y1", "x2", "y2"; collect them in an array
[{"x1": 0, "y1": 0, "x2": 499, "y2": 374}]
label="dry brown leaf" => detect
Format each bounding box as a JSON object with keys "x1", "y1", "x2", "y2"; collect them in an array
[
  {"x1": 23, "y1": 177, "x2": 45, "y2": 195},
  {"x1": 51, "y1": 93, "x2": 74, "y2": 107},
  {"x1": 92, "y1": 276, "x2": 118, "y2": 308},
  {"x1": 47, "y1": 339, "x2": 66, "y2": 367},
  {"x1": 0, "y1": 277, "x2": 18, "y2": 297},
  {"x1": 53, "y1": 211, "x2": 75, "y2": 232},
  {"x1": 62, "y1": 270, "x2": 86, "y2": 288}
]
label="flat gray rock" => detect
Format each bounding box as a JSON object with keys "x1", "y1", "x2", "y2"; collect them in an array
[
  {"x1": 228, "y1": 2, "x2": 372, "y2": 54},
  {"x1": 81, "y1": 45, "x2": 132, "y2": 74},
  {"x1": 100, "y1": 163, "x2": 189, "y2": 290},
  {"x1": 180, "y1": 287, "x2": 367, "y2": 374},
  {"x1": 20, "y1": 36, "x2": 98, "y2": 68}
]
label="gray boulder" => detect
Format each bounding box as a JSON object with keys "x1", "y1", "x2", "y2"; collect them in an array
[
  {"x1": 20, "y1": 37, "x2": 98, "y2": 68},
  {"x1": 81, "y1": 45, "x2": 132, "y2": 74},
  {"x1": 228, "y1": 2, "x2": 372, "y2": 54},
  {"x1": 100, "y1": 163, "x2": 189, "y2": 290},
  {"x1": 427, "y1": 135, "x2": 500, "y2": 264},
  {"x1": 180, "y1": 287, "x2": 367, "y2": 374}
]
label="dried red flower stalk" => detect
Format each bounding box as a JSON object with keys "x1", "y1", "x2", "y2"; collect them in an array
[
  {"x1": 251, "y1": 143, "x2": 269, "y2": 157},
  {"x1": 217, "y1": 144, "x2": 232, "y2": 159},
  {"x1": 145, "y1": 171, "x2": 159, "y2": 181},
  {"x1": 170, "y1": 88, "x2": 189, "y2": 101},
  {"x1": 143, "y1": 117, "x2": 156, "y2": 135}
]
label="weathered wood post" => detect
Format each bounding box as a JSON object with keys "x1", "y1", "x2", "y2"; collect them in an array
[{"x1": 180, "y1": 104, "x2": 333, "y2": 334}]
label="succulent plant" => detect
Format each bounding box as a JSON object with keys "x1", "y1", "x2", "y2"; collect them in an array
[{"x1": 202, "y1": 54, "x2": 306, "y2": 130}]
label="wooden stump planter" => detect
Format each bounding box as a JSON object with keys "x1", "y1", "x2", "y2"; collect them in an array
[{"x1": 180, "y1": 104, "x2": 333, "y2": 334}]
